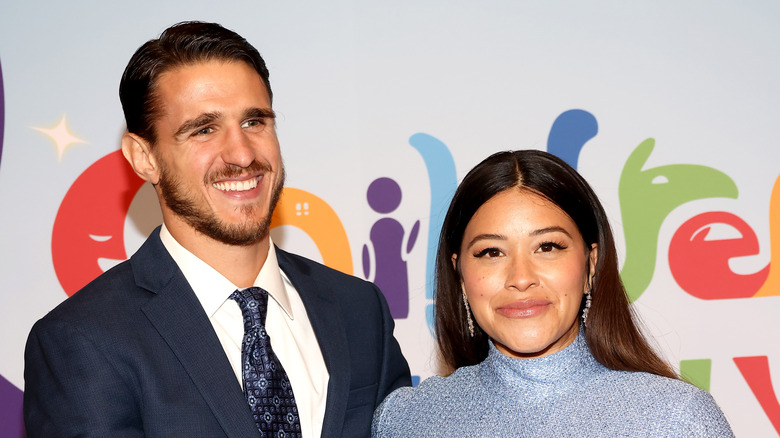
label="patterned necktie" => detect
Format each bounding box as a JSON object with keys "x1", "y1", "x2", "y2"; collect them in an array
[{"x1": 230, "y1": 287, "x2": 302, "y2": 437}]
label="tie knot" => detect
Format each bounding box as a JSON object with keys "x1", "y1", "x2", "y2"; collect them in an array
[{"x1": 230, "y1": 287, "x2": 269, "y2": 329}]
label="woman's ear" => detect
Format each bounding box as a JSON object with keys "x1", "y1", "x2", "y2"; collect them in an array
[
  {"x1": 588, "y1": 243, "x2": 598, "y2": 286},
  {"x1": 121, "y1": 133, "x2": 160, "y2": 184}
]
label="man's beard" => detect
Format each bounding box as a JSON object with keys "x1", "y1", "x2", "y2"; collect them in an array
[{"x1": 156, "y1": 160, "x2": 285, "y2": 246}]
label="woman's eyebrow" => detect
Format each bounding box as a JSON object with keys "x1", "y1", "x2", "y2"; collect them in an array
[
  {"x1": 465, "y1": 233, "x2": 506, "y2": 249},
  {"x1": 529, "y1": 226, "x2": 572, "y2": 238}
]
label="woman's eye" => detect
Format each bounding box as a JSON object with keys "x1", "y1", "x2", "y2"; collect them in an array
[
  {"x1": 474, "y1": 248, "x2": 503, "y2": 258},
  {"x1": 537, "y1": 242, "x2": 565, "y2": 253}
]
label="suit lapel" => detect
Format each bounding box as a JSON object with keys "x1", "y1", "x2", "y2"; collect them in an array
[
  {"x1": 131, "y1": 229, "x2": 259, "y2": 437},
  {"x1": 277, "y1": 249, "x2": 350, "y2": 438}
]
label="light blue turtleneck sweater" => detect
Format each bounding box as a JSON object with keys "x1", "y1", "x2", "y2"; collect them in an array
[{"x1": 372, "y1": 330, "x2": 734, "y2": 437}]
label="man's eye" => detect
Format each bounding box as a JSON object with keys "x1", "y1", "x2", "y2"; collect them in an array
[
  {"x1": 194, "y1": 127, "x2": 213, "y2": 135},
  {"x1": 242, "y1": 119, "x2": 264, "y2": 128}
]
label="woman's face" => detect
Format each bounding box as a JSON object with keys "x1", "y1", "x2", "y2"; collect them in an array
[{"x1": 455, "y1": 189, "x2": 597, "y2": 359}]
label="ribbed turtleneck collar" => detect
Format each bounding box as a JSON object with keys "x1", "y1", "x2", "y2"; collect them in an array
[{"x1": 479, "y1": 326, "x2": 606, "y2": 398}]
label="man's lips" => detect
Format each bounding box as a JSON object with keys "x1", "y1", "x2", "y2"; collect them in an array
[{"x1": 496, "y1": 299, "x2": 551, "y2": 318}]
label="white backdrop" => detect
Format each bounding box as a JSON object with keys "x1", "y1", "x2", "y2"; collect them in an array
[{"x1": 2, "y1": 2, "x2": 779, "y2": 436}]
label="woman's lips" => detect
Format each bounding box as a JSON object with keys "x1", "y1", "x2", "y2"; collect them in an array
[{"x1": 496, "y1": 299, "x2": 551, "y2": 318}]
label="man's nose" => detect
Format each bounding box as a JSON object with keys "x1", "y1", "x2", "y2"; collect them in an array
[{"x1": 221, "y1": 127, "x2": 255, "y2": 167}]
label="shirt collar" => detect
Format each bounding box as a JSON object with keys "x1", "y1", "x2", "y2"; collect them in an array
[{"x1": 159, "y1": 224, "x2": 295, "y2": 320}]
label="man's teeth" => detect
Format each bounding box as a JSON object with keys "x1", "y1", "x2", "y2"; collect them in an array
[{"x1": 213, "y1": 178, "x2": 258, "y2": 192}]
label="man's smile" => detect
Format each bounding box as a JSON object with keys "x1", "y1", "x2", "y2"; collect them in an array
[{"x1": 212, "y1": 176, "x2": 261, "y2": 192}]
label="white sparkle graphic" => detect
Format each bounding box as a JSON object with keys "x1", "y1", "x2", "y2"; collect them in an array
[{"x1": 32, "y1": 115, "x2": 88, "y2": 160}]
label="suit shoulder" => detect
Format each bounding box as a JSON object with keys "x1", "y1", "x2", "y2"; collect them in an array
[
  {"x1": 36, "y1": 259, "x2": 147, "y2": 325},
  {"x1": 277, "y1": 248, "x2": 375, "y2": 288},
  {"x1": 276, "y1": 248, "x2": 392, "y2": 320}
]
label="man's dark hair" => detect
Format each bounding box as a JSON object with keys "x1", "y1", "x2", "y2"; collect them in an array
[{"x1": 119, "y1": 21, "x2": 272, "y2": 144}]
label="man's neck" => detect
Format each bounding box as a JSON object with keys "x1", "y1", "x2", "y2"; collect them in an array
[{"x1": 164, "y1": 218, "x2": 269, "y2": 289}]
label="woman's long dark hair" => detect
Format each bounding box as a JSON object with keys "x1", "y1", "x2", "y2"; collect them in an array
[{"x1": 435, "y1": 150, "x2": 677, "y2": 379}]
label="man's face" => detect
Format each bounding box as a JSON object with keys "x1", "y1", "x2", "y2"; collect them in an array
[{"x1": 150, "y1": 60, "x2": 284, "y2": 246}]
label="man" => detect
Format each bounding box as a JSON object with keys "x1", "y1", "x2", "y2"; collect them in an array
[{"x1": 24, "y1": 21, "x2": 410, "y2": 437}]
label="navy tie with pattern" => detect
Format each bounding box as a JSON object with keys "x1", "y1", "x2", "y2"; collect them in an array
[{"x1": 230, "y1": 287, "x2": 302, "y2": 437}]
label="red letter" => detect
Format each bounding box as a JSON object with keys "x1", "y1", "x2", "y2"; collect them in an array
[
  {"x1": 669, "y1": 211, "x2": 768, "y2": 299},
  {"x1": 734, "y1": 356, "x2": 780, "y2": 434}
]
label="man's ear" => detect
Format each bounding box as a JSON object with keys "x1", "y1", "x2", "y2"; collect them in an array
[{"x1": 121, "y1": 133, "x2": 159, "y2": 184}]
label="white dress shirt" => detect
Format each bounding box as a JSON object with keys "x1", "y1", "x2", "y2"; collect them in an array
[{"x1": 159, "y1": 225, "x2": 329, "y2": 438}]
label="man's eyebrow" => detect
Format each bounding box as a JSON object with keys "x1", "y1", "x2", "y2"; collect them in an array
[
  {"x1": 174, "y1": 112, "x2": 221, "y2": 137},
  {"x1": 174, "y1": 108, "x2": 276, "y2": 137},
  {"x1": 244, "y1": 107, "x2": 276, "y2": 120}
]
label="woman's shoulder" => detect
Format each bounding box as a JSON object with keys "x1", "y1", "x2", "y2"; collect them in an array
[
  {"x1": 372, "y1": 366, "x2": 480, "y2": 436},
  {"x1": 591, "y1": 369, "x2": 734, "y2": 436},
  {"x1": 595, "y1": 369, "x2": 710, "y2": 405},
  {"x1": 602, "y1": 369, "x2": 709, "y2": 399},
  {"x1": 377, "y1": 366, "x2": 476, "y2": 411}
]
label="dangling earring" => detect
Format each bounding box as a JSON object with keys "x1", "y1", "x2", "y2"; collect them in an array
[
  {"x1": 461, "y1": 290, "x2": 475, "y2": 337},
  {"x1": 582, "y1": 288, "x2": 592, "y2": 325}
]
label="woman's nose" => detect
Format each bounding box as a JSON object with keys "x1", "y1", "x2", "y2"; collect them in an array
[{"x1": 505, "y1": 255, "x2": 538, "y2": 291}]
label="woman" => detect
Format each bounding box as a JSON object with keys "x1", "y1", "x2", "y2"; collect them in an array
[{"x1": 372, "y1": 150, "x2": 733, "y2": 436}]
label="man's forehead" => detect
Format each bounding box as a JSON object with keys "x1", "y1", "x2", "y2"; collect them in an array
[
  {"x1": 157, "y1": 59, "x2": 265, "y2": 87},
  {"x1": 155, "y1": 60, "x2": 270, "y2": 109}
]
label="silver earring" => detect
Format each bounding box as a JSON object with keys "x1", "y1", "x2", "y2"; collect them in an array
[
  {"x1": 462, "y1": 291, "x2": 475, "y2": 337},
  {"x1": 582, "y1": 289, "x2": 592, "y2": 324}
]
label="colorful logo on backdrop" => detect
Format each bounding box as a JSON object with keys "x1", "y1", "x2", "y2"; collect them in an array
[
  {"x1": 362, "y1": 177, "x2": 421, "y2": 318},
  {"x1": 44, "y1": 109, "x2": 780, "y2": 434},
  {"x1": 49, "y1": 109, "x2": 780, "y2": 305}
]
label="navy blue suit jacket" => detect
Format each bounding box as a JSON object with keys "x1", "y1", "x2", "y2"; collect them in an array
[{"x1": 23, "y1": 227, "x2": 411, "y2": 437}]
